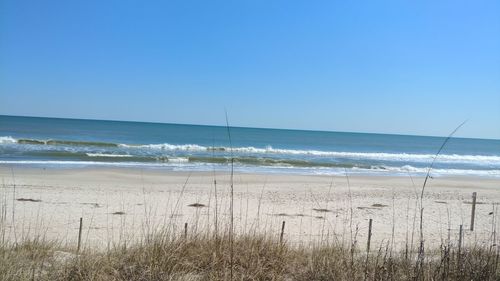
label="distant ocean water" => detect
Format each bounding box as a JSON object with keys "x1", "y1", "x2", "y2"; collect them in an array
[{"x1": 1, "y1": 115, "x2": 499, "y2": 177}]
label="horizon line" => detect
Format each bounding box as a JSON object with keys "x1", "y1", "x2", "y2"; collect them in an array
[{"x1": 1, "y1": 114, "x2": 497, "y2": 141}]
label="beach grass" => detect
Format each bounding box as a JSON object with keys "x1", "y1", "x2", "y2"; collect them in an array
[{"x1": 0, "y1": 227, "x2": 498, "y2": 281}]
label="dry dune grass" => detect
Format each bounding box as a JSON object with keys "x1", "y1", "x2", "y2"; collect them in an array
[{"x1": 0, "y1": 230, "x2": 498, "y2": 281}]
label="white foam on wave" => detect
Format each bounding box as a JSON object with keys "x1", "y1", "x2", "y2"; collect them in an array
[
  {"x1": 119, "y1": 143, "x2": 206, "y2": 151},
  {"x1": 230, "y1": 147, "x2": 500, "y2": 164},
  {"x1": 0, "y1": 136, "x2": 16, "y2": 144},
  {"x1": 119, "y1": 143, "x2": 500, "y2": 165},
  {"x1": 1, "y1": 160, "x2": 499, "y2": 178},
  {"x1": 3, "y1": 136, "x2": 499, "y2": 166},
  {"x1": 167, "y1": 157, "x2": 189, "y2": 163},
  {"x1": 86, "y1": 153, "x2": 133, "y2": 158},
  {"x1": 0, "y1": 160, "x2": 193, "y2": 168},
  {"x1": 376, "y1": 165, "x2": 500, "y2": 177}
]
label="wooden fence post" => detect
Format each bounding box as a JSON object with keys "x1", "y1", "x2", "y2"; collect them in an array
[
  {"x1": 280, "y1": 221, "x2": 286, "y2": 244},
  {"x1": 77, "y1": 217, "x2": 83, "y2": 253},
  {"x1": 470, "y1": 192, "x2": 477, "y2": 231},
  {"x1": 364, "y1": 219, "x2": 373, "y2": 281},
  {"x1": 367, "y1": 218, "x2": 373, "y2": 254}
]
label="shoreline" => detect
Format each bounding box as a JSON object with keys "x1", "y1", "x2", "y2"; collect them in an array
[
  {"x1": 1, "y1": 162, "x2": 500, "y2": 180},
  {"x1": 1, "y1": 165, "x2": 499, "y2": 250}
]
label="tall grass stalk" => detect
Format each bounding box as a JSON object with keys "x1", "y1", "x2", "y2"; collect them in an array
[
  {"x1": 416, "y1": 121, "x2": 467, "y2": 279},
  {"x1": 225, "y1": 110, "x2": 235, "y2": 280}
]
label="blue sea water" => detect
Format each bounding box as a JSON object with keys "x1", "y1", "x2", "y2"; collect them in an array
[{"x1": 1, "y1": 115, "x2": 499, "y2": 177}]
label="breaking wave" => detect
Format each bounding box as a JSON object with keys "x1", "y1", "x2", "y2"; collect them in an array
[{"x1": 2, "y1": 136, "x2": 500, "y2": 165}]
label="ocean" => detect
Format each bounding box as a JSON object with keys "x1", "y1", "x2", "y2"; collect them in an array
[{"x1": 0, "y1": 115, "x2": 499, "y2": 177}]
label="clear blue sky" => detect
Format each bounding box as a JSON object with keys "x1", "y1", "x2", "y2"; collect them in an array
[{"x1": 1, "y1": 1, "x2": 499, "y2": 139}]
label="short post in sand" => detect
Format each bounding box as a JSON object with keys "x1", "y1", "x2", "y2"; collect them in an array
[
  {"x1": 364, "y1": 218, "x2": 373, "y2": 280},
  {"x1": 280, "y1": 221, "x2": 286, "y2": 244},
  {"x1": 470, "y1": 192, "x2": 477, "y2": 231},
  {"x1": 77, "y1": 217, "x2": 83, "y2": 253},
  {"x1": 184, "y1": 222, "x2": 188, "y2": 239},
  {"x1": 367, "y1": 218, "x2": 373, "y2": 254}
]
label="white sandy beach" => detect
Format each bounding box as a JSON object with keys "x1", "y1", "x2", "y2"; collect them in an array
[{"x1": 0, "y1": 166, "x2": 499, "y2": 251}]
